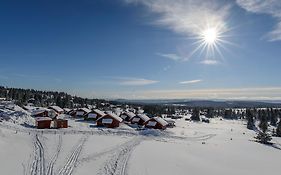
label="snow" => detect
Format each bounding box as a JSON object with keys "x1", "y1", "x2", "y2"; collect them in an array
[
  {"x1": 152, "y1": 117, "x2": 168, "y2": 126},
  {"x1": 49, "y1": 106, "x2": 64, "y2": 113},
  {"x1": 1, "y1": 102, "x2": 281, "y2": 175},
  {"x1": 93, "y1": 109, "x2": 106, "y2": 116},
  {"x1": 135, "y1": 114, "x2": 150, "y2": 122},
  {"x1": 97, "y1": 113, "x2": 123, "y2": 123},
  {"x1": 80, "y1": 108, "x2": 91, "y2": 113},
  {"x1": 35, "y1": 117, "x2": 52, "y2": 121}
]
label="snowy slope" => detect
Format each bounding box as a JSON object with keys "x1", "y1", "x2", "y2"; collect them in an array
[{"x1": 0, "y1": 104, "x2": 281, "y2": 175}]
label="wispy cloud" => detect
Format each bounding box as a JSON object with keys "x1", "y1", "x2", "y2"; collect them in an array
[
  {"x1": 236, "y1": 0, "x2": 281, "y2": 41},
  {"x1": 125, "y1": 0, "x2": 230, "y2": 37},
  {"x1": 115, "y1": 77, "x2": 159, "y2": 86},
  {"x1": 200, "y1": 59, "x2": 219, "y2": 65},
  {"x1": 179, "y1": 79, "x2": 202, "y2": 84},
  {"x1": 157, "y1": 53, "x2": 186, "y2": 61}
]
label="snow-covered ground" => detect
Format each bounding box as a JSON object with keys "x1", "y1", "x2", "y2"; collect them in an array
[{"x1": 1, "y1": 103, "x2": 281, "y2": 175}]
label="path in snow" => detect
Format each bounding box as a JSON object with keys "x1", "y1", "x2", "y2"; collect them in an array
[
  {"x1": 46, "y1": 134, "x2": 62, "y2": 175},
  {"x1": 98, "y1": 137, "x2": 143, "y2": 175},
  {"x1": 57, "y1": 136, "x2": 88, "y2": 175},
  {"x1": 30, "y1": 134, "x2": 46, "y2": 175}
]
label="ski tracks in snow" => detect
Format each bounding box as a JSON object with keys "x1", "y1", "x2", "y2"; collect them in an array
[
  {"x1": 30, "y1": 134, "x2": 46, "y2": 175},
  {"x1": 57, "y1": 135, "x2": 88, "y2": 175},
  {"x1": 98, "y1": 137, "x2": 142, "y2": 175},
  {"x1": 46, "y1": 134, "x2": 62, "y2": 175}
]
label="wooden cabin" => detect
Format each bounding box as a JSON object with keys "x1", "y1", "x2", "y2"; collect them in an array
[
  {"x1": 35, "y1": 117, "x2": 52, "y2": 129},
  {"x1": 75, "y1": 108, "x2": 91, "y2": 118},
  {"x1": 54, "y1": 119, "x2": 68, "y2": 129},
  {"x1": 84, "y1": 109, "x2": 106, "y2": 120},
  {"x1": 67, "y1": 109, "x2": 77, "y2": 116},
  {"x1": 120, "y1": 111, "x2": 136, "y2": 122},
  {"x1": 145, "y1": 117, "x2": 168, "y2": 130},
  {"x1": 48, "y1": 106, "x2": 64, "y2": 114},
  {"x1": 96, "y1": 113, "x2": 123, "y2": 128},
  {"x1": 31, "y1": 108, "x2": 50, "y2": 118},
  {"x1": 130, "y1": 114, "x2": 150, "y2": 125}
]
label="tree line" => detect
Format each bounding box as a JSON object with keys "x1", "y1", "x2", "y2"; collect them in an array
[{"x1": 0, "y1": 86, "x2": 106, "y2": 108}]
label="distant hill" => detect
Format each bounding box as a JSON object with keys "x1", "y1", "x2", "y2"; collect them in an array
[{"x1": 114, "y1": 99, "x2": 281, "y2": 108}]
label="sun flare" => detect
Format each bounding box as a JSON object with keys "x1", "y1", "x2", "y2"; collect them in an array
[{"x1": 202, "y1": 28, "x2": 218, "y2": 44}]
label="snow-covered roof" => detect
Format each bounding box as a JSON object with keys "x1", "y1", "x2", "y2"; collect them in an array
[
  {"x1": 136, "y1": 114, "x2": 150, "y2": 122},
  {"x1": 97, "y1": 112, "x2": 123, "y2": 123},
  {"x1": 153, "y1": 117, "x2": 168, "y2": 126},
  {"x1": 49, "y1": 106, "x2": 64, "y2": 113},
  {"x1": 164, "y1": 118, "x2": 176, "y2": 124},
  {"x1": 93, "y1": 109, "x2": 106, "y2": 116},
  {"x1": 63, "y1": 108, "x2": 71, "y2": 112},
  {"x1": 79, "y1": 108, "x2": 91, "y2": 113},
  {"x1": 31, "y1": 108, "x2": 50, "y2": 116},
  {"x1": 35, "y1": 117, "x2": 52, "y2": 121},
  {"x1": 23, "y1": 105, "x2": 37, "y2": 111},
  {"x1": 123, "y1": 111, "x2": 136, "y2": 119}
]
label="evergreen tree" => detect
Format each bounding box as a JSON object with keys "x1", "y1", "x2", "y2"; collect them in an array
[
  {"x1": 277, "y1": 120, "x2": 281, "y2": 137},
  {"x1": 191, "y1": 108, "x2": 200, "y2": 121},
  {"x1": 206, "y1": 108, "x2": 214, "y2": 118},
  {"x1": 270, "y1": 108, "x2": 277, "y2": 126},
  {"x1": 246, "y1": 109, "x2": 255, "y2": 130},
  {"x1": 255, "y1": 110, "x2": 272, "y2": 144}
]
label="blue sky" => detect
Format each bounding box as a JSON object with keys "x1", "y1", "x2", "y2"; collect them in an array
[{"x1": 1, "y1": 0, "x2": 281, "y2": 100}]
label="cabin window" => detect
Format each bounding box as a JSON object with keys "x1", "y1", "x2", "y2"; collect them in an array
[
  {"x1": 76, "y1": 111, "x2": 84, "y2": 116},
  {"x1": 88, "y1": 113, "x2": 97, "y2": 118},
  {"x1": 102, "y1": 118, "x2": 113, "y2": 124},
  {"x1": 132, "y1": 118, "x2": 140, "y2": 122},
  {"x1": 147, "y1": 121, "x2": 157, "y2": 126}
]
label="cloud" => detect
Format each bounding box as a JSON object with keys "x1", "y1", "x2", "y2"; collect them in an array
[
  {"x1": 236, "y1": 0, "x2": 281, "y2": 41},
  {"x1": 157, "y1": 53, "x2": 186, "y2": 61},
  {"x1": 124, "y1": 0, "x2": 230, "y2": 37},
  {"x1": 200, "y1": 59, "x2": 219, "y2": 65},
  {"x1": 116, "y1": 77, "x2": 159, "y2": 86},
  {"x1": 179, "y1": 79, "x2": 202, "y2": 84},
  {"x1": 137, "y1": 87, "x2": 281, "y2": 99}
]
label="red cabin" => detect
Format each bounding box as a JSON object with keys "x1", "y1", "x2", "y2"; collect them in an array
[
  {"x1": 96, "y1": 113, "x2": 123, "y2": 128},
  {"x1": 35, "y1": 117, "x2": 52, "y2": 129}
]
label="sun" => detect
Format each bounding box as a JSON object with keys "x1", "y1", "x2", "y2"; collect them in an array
[
  {"x1": 202, "y1": 27, "x2": 218, "y2": 44},
  {"x1": 187, "y1": 22, "x2": 233, "y2": 62}
]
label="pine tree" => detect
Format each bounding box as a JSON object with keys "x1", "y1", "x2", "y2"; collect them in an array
[
  {"x1": 270, "y1": 108, "x2": 277, "y2": 126},
  {"x1": 255, "y1": 110, "x2": 272, "y2": 144},
  {"x1": 277, "y1": 110, "x2": 281, "y2": 137},
  {"x1": 246, "y1": 109, "x2": 254, "y2": 130},
  {"x1": 206, "y1": 108, "x2": 214, "y2": 118},
  {"x1": 191, "y1": 108, "x2": 200, "y2": 121}
]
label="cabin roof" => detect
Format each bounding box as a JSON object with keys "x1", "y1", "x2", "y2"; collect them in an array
[
  {"x1": 97, "y1": 112, "x2": 123, "y2": 122},
  {"x1": 152, "y1": 117, "x2": 168, "y2": 126},
  {"x1": 49, "y1": 106, "x2": 64, "y2": 112},
  {"x1": 93, "y1": 109, "x2": 106, "y2": 116},
  {"x1": 35, "y1": 117, "x2": 52, "y2": 121},
  {"x1": 136, "y1": 114, "x2": 150, "y2": 122}
]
